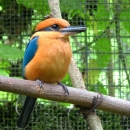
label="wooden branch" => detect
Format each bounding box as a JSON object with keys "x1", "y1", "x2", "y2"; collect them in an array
[
  {"x1": 0, "y1": 76, "x2": 130, "y2": 117},
  {"x1": 48, "y1": 0, "x2": 62, "y2": 18},
  {"x1": 68, "y1": 58, "x2": 86, "y2": 89}
]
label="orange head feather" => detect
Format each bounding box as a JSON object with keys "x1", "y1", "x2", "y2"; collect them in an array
[{"x1": 35, "y1": 18, "x2": 70, "y2": 31}]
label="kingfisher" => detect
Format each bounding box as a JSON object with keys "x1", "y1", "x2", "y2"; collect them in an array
[{"x1": 17, "y1": 18, "x2": 86, "y2": 128}]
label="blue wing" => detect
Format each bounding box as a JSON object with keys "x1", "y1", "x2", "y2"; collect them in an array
[{"x1": 22, "y1": 36, "x2": 38, "y2": 78}]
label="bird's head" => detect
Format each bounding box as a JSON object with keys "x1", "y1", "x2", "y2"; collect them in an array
[{"x1": 34, "y1": 18, "x2": 86, "y2": 37}]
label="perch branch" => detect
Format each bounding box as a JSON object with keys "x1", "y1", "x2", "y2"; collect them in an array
[{"x1": 0, "y1": 76, "x2": 130, "y2": 117}]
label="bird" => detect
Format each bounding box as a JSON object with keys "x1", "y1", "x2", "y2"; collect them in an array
[{"x1": 17, "y1": 18, "x2": 86, "y2": 128}]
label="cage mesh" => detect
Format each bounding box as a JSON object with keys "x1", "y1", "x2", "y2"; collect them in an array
[{"x1": 0, "y1": 0, "x2": 130, "y2": 129}]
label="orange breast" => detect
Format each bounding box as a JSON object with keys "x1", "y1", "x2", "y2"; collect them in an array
[{"x1": 25, "y1": 32, "x2": 72, "y2": 83}]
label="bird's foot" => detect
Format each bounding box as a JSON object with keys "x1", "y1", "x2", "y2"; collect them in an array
[
  {"x1": 35, "y1": 79, "x2": 44, "y2": 89},
  {"x1": 58, "y1": 82, "x2": 69, "y2": 95}
]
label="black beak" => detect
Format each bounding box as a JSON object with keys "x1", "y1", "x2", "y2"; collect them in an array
[{"x1": 59, "y1": 26, "x2": 87, "y2": 36}]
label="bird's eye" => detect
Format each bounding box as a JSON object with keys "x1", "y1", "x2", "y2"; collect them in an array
[{"x1": 51, "y1": 24, "x2": 60, "y2": 31}]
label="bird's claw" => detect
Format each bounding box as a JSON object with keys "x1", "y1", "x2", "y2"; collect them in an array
[
  {"x1": 35, "y1": 79, "x2": 44, "y2": 89},
  {"x1": 58, "y1": 82, "x2": 69, "y2": 95}
]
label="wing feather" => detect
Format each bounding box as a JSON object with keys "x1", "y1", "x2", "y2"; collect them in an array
[{"x1": 22, "y1": 36, "x2": 38, "y2": 78}]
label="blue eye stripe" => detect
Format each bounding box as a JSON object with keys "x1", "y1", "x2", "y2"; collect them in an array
[
  {"x1": 34, "y1": 27, "x2": 51, "y2": 32},
  {"x1": 43, "y1": 27, "x2": 52, "y2": 31}
]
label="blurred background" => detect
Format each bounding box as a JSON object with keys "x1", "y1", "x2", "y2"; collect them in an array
[{"x1": 0, "y1": 0, "x2": 130, "y2": 129}]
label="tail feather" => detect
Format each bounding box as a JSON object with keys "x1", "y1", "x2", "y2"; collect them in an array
[{"x1": 17, "y1": 96, "x2": 36, "y2": 128}]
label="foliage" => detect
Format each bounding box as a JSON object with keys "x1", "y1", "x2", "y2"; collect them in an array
[
  {"x1": 0, "y1": 0, "x2": 30, "y2": 77},
  {"x1": 94, "y1": 33, "x2": 111, "y2": 68},
  {"x1": 0, "y1": 103, "x2": 128, "y2": 129},
  {"x1": 16, "y1": 0, "x2": 84, "y2": 15},
  {"x1": 120, "y1": 8, "x2": 130, "y2": 33},
  {"x1": 0, "y1": 44, "x2": 23, "y2": 76},
  {"x1": 0, "y1": 61, "x2": 10, "y2": 76},
  {"x1": 0, "y1": 44, "x2": 23, "y2": 60},
  {"x1": 16, "y1": 0, "x2": 49, "y2": 15}
]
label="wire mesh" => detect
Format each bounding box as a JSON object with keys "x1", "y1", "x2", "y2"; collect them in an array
[{"x1": 0, "y1": 0, "x2": 130, "y2": 129}]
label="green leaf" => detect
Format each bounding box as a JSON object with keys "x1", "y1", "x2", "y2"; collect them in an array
[
  {"x1": 94, "y1": 33, "x2": 111, "y2": 68},
  {"x1": 88, "y1": 59, "x2": 100, "y2": 85},
  {"x1": 0, "y1": 0, "x2": 13, "y2": 10},
  {"x1": 60, "y1": 0, "x2": 84, "y2": 12},
  {"x1": 16, "y1": 0, "x2": 49, "y2": 15},
  {"x1": 0, "y1": 69, "x2": 9, "y2": 76},
  {"x1": 120, "y1": 8, "x2": 130, "y2": 33},
  {"x1": 0, "y1": 61, "x2": 11, "y2": 76},
  {"x1": 96, "y1": 81, "x2": 107, "y2": 95},
  {"x1": 61, "y1": 73, "x2": 72, "y2": 86},
  {"x1": 0, "y1": 44, "x2": 24, "y2": 60},
  {"x1": 0, "y1": 60, "x2": 10, "y2": 68},
  {"x1": 0, "y1": 91, "x2": 16, "y2": 101},
  {"x1": 92, "y1": 0, "x2": 110, "y2": 31}
]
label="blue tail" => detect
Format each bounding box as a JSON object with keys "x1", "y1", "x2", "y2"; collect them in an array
[{"x1": 17, "y1": 96, "x2": 36, "y2": 128}]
